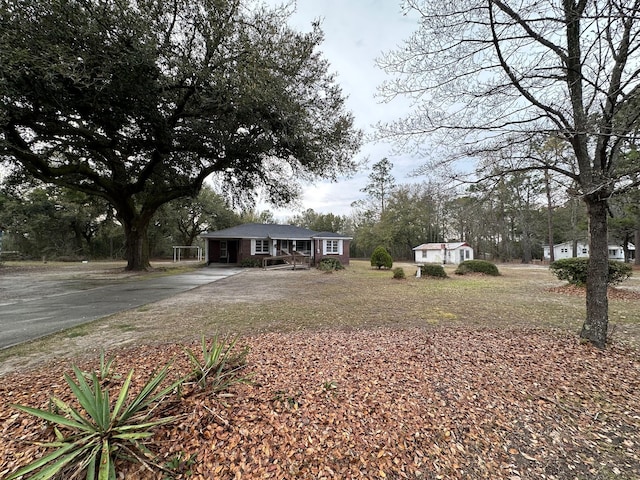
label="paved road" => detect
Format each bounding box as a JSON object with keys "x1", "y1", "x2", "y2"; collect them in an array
[{"x1": 0, "y1": 266, "x2": 243, "y2": 349}]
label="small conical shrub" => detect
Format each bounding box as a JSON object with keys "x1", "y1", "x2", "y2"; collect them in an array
[{"x1": 370, "y1": 246, "x2": 393, "y2": 269}]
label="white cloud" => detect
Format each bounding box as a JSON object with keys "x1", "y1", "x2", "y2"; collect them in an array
[{"x1": 259, "y1": 0, "x2": 423, "y2": 218}]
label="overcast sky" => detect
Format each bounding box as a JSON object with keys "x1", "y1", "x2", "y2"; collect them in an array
[{"x1": 260, "y1": 0, "x2": 422, "y2": 220}]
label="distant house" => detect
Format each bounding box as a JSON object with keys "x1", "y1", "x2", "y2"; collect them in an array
[
  {"x1": 413, "y1": 242, "x2": 474, "y2": 265},
  {"x1": 543, "y1": 241, "x2": 635, "y2": 261},
  {"x1": 200, "y1": 223, "x2": 351, "y2": 267},
  {"x1": 543, "y1": 241, "x2": 590, "y2": 261}
]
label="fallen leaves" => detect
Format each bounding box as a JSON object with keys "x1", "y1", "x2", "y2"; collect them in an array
[
  {"x1": 548, "y1": 284, "x2": 640, "y2": 301},
  {"x1": 1, "y1": 327, "x2": 639, "y2": 479}
]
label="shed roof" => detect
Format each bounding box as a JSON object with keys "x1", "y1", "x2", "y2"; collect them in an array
[{"x1": 413, "y1": 242, "x2": 471, "y2": 251}]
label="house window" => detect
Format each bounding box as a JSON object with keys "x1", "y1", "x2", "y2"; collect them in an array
[
  {"x1": 220, "y1": 240, "x2": 227, "y2": 258},
  {"x1": 609, "y1": 249, "x2": 618, "y2": 257},
  {"x1": 255, "y1": 239, "x2": 269, "y2": 254},
  {"x1": 582, "y1": 248, "x2": 588, "y2": 254},
  {"x1": 325, "y1": 240, "x2": 339, "y2": 254},
  {"x1": 465, "y1": 249, "x2": 470, "y2": 259}
]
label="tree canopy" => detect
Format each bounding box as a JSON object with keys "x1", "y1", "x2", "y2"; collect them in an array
[
  {"x1": 289, "y1": 209, "x2": 348, "y2": 233},
  {"x1": 378, "y1": 0, "x2": 640, "y2": 348},
  {"x1": 359, "y1": 157, "x2": 396, "y2": 215},
  {"x1": 0, "y1": 0, "x2": 361, "y2": 270}
]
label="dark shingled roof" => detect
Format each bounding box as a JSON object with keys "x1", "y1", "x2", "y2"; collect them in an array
[
  {"x1": 200, "y1": 223, "x2": 351, "y2": 240},
  {"x1": 313, "y1": 231, "x2": 348, "y2": 239}
]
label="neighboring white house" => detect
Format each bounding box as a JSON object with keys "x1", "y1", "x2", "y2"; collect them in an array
[
  {"x1": 543, "y1": 241, "x2": 635, "y2": 261},
  {"x1": 413, "y1": 242, "x2": 474, "y2": 265}
]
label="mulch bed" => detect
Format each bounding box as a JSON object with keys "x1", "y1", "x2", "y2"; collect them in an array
[{"x1": 1, "y1": 328, "x2": 639, "y2": 479}]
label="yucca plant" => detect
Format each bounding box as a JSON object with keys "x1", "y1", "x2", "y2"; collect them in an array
[
  {"x1": 97, "y1": 349, "x2": 116, "y2": 382},
  {"x1": 84, "y1": 349, "x2": 119, "y2": 385},
  {"x1": 8, "y1": 363, "x2": 181, "y2": 480},
  {"x1": 184, "y1": 335, "x2": 250, "y2": 392}
]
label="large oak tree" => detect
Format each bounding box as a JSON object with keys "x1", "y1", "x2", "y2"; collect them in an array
[
  {"x1": 0, "y1": 0, "x2": 361, "y2": 270},
  {"x1": 378, "y1": 0, "x2": 640, "y2": 348}
]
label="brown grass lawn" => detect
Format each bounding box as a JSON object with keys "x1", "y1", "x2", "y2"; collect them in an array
[
  {"x1": 1, "y1": 260, "x2": 639, "y2": 479},
  {"x1": 4, "y1": 259, "x2": 640, "y2": 368}
]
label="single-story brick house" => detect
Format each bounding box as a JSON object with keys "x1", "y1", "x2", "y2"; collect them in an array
[
  {"x1": 200, "y1": 223, "x2": 351, "y2": 267},
  {"x1": 413, "y1": 242, "x2": 474, "y2": 265}
]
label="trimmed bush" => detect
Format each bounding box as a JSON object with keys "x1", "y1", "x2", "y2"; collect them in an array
[
  {"x1": 392, "y1": 267, "x2": 406, "y2": 279},
  {"x1": 550, "y1": 258, "x2": 632, "y2": 286},
  {"x1": 370, "y1": 246, "x2": 393, "y2": 270},
  {"x1": 420, "y1": 264, "x2": 448, "y2": 278},
  {"x1": 317, "y1": 258, "x2": 344, "y2": 271},
  {"x1": 455, "y1": 260, "x2": 500, "y2": 276},
  {"x1": 240, "y1": 258, "x2": 261, "y2": 268},
  {"x1": 608, "y1": 261, "x2": 633, "y2": 285}
]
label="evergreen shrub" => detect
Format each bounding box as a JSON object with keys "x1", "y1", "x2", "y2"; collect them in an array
[
  {"x1": 318, "y1": 258, "x2": 344, "y2": 271},
  {"x1": 420, "y1": 264, "x2": 448, "y2": 278},
  {"x1": 370, "y1": 246, "x2": 393, "y2": 269},
  {"x1": 240, "y1": 258, "x2": 261, "y2": 268},
  {"x1": 455, "y1": 260, "x2": 500, "y2": 276},
  {"x1": 392, "y1": 267, "x2": 406, "y2": 279},
  {"x1": 549, "y1": 258, "x2": 632, "y2": 286}
]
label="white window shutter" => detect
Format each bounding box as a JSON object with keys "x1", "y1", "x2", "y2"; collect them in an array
[
  {"x1": 322, "y1": 240, "x2": 327, "y2": 255},
  {"x1": 251, "y1": 240, "x2": 256, "y2": 255},
  {"x1": 338, "y1": 240, "x2": 343, "y2": 255}
]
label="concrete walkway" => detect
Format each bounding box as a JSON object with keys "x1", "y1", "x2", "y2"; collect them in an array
[{"x1": 0, "y1": 266, "x2": 243, "y2": 349}]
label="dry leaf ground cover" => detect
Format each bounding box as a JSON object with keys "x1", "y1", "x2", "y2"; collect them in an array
[{"x1": 1, "y1": 260, "x2": 640, "y2": 479}]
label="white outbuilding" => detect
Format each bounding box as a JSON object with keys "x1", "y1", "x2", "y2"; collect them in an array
[
  {"x1": 543, "y1": 241, "x2": 635, "y2": 261},
  {"x1": 413, "y1": 242, "x2": 474, "y2": 265}
]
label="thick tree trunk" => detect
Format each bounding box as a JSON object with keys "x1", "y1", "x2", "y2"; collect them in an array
[
  {"x1": 580, "y1": 198, "x2": 609, "y2": 349},
  {"x1": 123, "y1": 218, "x2": 152, "y2": 271}
]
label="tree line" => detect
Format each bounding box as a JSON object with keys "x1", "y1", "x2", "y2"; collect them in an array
[
  {"x1": 0, "y1": 183, "x2": 270, "y2": 261},
  {"x1": 3, "y1": 155, "x2": 638, "y2": 265},
  {"x1": 293, "y1": 156, "x2": 638, "y2": 265}
]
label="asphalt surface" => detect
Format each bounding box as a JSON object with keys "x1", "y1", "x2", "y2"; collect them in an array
[{"x1": 0, "y1": 266, "x2": 243, "y2": 350}]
